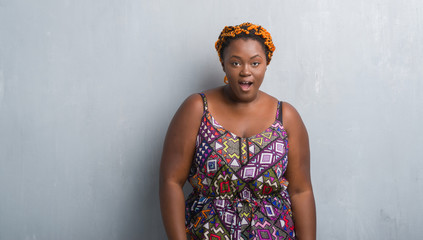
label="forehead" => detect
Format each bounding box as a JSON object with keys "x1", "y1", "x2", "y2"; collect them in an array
[{"x1": 223, "y1": 38, "x2": 266, "y2": 58}]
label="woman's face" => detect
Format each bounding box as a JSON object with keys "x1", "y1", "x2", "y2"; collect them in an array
[{"x1": 222, "y1": 38, "x2": 267, "y2": 102}]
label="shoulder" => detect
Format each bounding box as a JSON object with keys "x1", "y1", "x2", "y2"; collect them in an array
[
  {"x1": 180, "y1": 93, "x2": 204, "y2": 111},
  {"x1": 257, "y1": 91, "x2": 279, "y2": 104},
  {"x1": 164, "y1": 93, "x2": 204, "y2": 146},
  {"x1": 281, "y1": 102, "x2": 307, "y2": 135},
  {"x1": 202, "y1": 86, "x2": 224, "y2": 101},
  {"x1": 173, "y1": 93, "x2": 204, "y2": 121},
  {"x1": 281, "y1": 102, "x2": 300, "y2": 120}
]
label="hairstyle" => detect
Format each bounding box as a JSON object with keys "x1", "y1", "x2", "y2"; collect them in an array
[{"x1": 215, "y1": 22, "x2": 276, "y2": 65}]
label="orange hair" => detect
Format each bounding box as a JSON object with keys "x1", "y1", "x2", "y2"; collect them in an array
[{"x1": 215, "y1": 22, "x2": 276, "y2": 65}]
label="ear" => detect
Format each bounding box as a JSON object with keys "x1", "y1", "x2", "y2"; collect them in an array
[{"x1": 221, "y1": 61, "x2": 226, "y2": 73}]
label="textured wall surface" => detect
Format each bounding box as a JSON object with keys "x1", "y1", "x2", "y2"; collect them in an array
[{"x1": 1, "y1": 1, "x2": 422, "y2": 239}]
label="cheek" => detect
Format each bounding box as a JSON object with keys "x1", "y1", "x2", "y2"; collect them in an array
[
  {"x1": 226, "y1": 69, "x2": 239, "y2": 78},
  {"x1": 255, "y1": 68, "x2": 267, "y2": 78}
]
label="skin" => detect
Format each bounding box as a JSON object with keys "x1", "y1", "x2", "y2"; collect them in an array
[{"x1": 159, "y1": 38, "x2": 316, "y2": 240}]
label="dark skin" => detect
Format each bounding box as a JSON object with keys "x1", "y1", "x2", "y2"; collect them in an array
[{"x1": 159, "y1": 39, "x2": 316, "y2": 240}]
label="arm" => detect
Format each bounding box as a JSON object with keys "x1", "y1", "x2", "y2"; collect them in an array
[
  {"x1": 283, "y1": 102, "x2": 316, "y2": 240},
  {"x1": 159, "y1": 94, "x2": 204, "y2": 240}
]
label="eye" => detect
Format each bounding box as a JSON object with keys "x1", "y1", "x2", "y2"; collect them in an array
[
  {"x1": 231, "y1": 62, "x2": 241, "y2": 66},
  {"x1": 252, "y1": 62, "x2": 260, "y2": 67}
]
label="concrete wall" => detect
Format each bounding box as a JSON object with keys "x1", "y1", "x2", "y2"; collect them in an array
[{"x1": 1, "y1": 1, "x2": 422, "y2": 239}]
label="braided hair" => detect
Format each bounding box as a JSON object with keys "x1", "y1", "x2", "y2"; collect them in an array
[{"x1": 215, "y1": 22, "x2": 276, "y2": 65}]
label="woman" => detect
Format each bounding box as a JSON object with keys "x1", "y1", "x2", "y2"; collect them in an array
[{"x1": 160, "y1": 23, "x2": 316, "y2": 240}]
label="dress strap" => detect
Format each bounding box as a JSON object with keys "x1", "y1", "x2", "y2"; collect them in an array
[
  {"x1": 276, "y1": 101, "x2": 283, "y2": 124},
  {"x1": 198, "y1": 93, "x2": 208, "y2": 112}
]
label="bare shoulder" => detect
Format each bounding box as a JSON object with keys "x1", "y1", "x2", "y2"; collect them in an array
[
  {"x1": 179, "y1": 93, "x2": 204, "y2": 114},
  {"x1": 281, "y1": 102, "x2": 307, "y2": 134},
  {"x1": 260, "y1": 91, "x2": 278, "y2": 100},
  {"x1": 171, "y1": 93, "x2": 204, "y2": 127},
  {"x1": 281, "y1": 102, "x2": 300, "y2": 120},
  {"x1": 202, "y1": 86, "x2": 224, "y2": 101}
]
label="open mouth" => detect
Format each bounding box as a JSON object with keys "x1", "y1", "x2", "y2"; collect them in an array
[{"x1": 239, "y1": 81, "x2": 253, "y2": 91}]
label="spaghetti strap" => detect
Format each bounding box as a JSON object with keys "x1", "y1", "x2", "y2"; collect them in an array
[
  {"x1": 277, "y1": 101, "x2": 283, "y2": 124},
  {"x1": 198, "y1": 93, "x2": 208, "y2": 112}
]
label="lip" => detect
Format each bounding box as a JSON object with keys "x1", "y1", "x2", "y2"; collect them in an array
[{"x1": 238, "y1": 80, "x2": 253, "y2": 91}]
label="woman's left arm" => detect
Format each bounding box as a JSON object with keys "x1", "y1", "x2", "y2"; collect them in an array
[{"x1": 283, "y1": 102, "x2": 316, "y2": 240}]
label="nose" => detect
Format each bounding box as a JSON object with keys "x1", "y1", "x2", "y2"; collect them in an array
[{"x1": 240, "y1": 65, "x2": 251, "y2": 76}]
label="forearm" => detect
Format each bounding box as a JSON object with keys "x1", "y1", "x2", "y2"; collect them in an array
[
  {"x1": 159, "y1": 181, "x2": 187, "y2": 240},
  {"x1": 290, "y1": 190, "x2": 316, "y2": 240}
]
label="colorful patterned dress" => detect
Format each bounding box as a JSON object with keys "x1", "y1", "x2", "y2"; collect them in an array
[{"x1": 185, "y1": 93, "x2": 295, "y2": 240}]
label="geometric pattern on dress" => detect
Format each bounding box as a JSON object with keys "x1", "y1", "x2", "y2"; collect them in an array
[{"x1": 186, "y1": 93, "x2": 296, "y2": 240}]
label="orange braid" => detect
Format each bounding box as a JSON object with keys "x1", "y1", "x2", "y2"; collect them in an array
[{"x1": 215, "y1": 22, "x2": 275, "y2": 65}]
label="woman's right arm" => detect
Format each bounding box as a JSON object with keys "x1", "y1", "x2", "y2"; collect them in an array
[{"x1": 159, "y1": 94, "x2": 204, "y2": 240}]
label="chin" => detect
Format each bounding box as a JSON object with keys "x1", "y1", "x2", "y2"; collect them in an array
[
  {"x1": 226, "y1": 84, "x2": 261, "y2": 102},
  {"x1": 235, "y1": 89, "x2": 260, "y2": 102}
]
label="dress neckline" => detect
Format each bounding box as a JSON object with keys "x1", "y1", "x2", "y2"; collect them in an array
[
  {"x1": 205, "y1": 109, "x2": 280, "y2": 139},
  {"x1": 202, "y1": 99, "x2": 282, "y2": 139}
]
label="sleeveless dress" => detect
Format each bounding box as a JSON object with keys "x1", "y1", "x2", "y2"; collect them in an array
[{"x1": 185, "y1": 93, "x2": 295, "y2": 240}]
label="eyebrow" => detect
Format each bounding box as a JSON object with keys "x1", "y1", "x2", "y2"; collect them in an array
[{"x1": 230, "y1": 54, "x2": 263, "y2": 60}]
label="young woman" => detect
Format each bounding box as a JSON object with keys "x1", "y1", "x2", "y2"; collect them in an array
[{"x1": 160, "y1": 23, "x2": 316, "y2": 240}]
